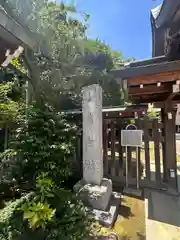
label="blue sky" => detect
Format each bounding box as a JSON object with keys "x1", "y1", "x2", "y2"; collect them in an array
[{"x1": 74, "y1": 0, "x2": 162, "y2": 60}]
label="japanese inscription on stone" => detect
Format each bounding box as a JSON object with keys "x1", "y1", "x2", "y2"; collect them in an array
[{"x1": 82, "y1": 84, "x2": 103, "y2": 185}]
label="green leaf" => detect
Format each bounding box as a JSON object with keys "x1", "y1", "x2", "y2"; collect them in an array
[
  {"x1": 30, "y1": 214, "x2": 39, "y2": 228},
  {"x1": 23, "y1": 211, "x2": 34, "y2": 220}
]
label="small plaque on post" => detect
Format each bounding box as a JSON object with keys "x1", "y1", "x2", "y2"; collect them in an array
[
  {"x1": 121, "y1": 129, "x2": 143, "y2": 147},
  {"x1": 121, "y1": 124, "x2": 142, "y2": 193}
]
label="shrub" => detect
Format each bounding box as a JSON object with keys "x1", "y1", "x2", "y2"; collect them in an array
[
  {"x1": 0, "y1": 104, "x2": 77, "y2": 196},
  {"x1": 0, "y1": 176, "x2": 92, "y2": 240},
  {"x1": 0, "y1": 192, "x2": 35, "y2": 240},
  {"x1": 0, "y1": 104, "x2": 93, "y2": 239}
]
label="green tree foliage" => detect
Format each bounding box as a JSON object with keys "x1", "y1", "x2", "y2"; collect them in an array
[
  {"x1": 0, "y1": 104, "x2": 77, "y2": 191},
  {"x1": 0, "y1": 82, "x2": 23, "y2": 126},
  {"x1": 147, "y1": 104, "x2": 161, "y2": 120},
  {"x1": 3, "y1": 0, "x2": 131, "y2": 109},
  {"x1": 11, "y1": 58, "x2": 26, "y2": 74},
  {"x1": 0, "y1": 65, "x2": 26, "y2": 152},
  {"x1": 148, "y1": 110, "x2": 160, "y2": 120},
  {"x1": 81, "y1": 39, "x2": 123, "y2": 68},
  {"x1": 79, "y1": 39, "x2": 129, "y2": 106}
]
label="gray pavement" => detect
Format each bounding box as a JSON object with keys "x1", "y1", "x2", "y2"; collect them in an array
[
  {"x1": 108, "y1": 139, "x2": 180, "y2": 238},
  {"x1": 145, "y1": 140, "x2": 180, "y2": 240},
  {"x1": 145, "y1": 190, "x2": 180, "y2": 240}
]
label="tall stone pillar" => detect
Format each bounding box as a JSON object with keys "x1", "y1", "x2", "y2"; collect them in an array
[
  {"x1": 82, "y1": 84, "x2": 103, "y2": 185},
  {"x1": 74, "y1": 84, "x2": 112, "y2": 212}
]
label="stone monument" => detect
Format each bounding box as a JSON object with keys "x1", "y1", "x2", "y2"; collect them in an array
[
  {"x1": 82, "y1": 83, "x2": 103, "y2": 185},
  {"x1": 74, "y1": 85, "x2": 119, "y2": 226}
]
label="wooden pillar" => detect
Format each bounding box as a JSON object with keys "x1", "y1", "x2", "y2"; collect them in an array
[
  {"x1": 163, "y1": 100, "x2": 178, "y2": 190},
  {"x1": 161, "y1": 108, "x2": 167, "y2": 182}
]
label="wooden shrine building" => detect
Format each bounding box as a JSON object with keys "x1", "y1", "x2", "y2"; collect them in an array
[{"x1": 110, "y1": 0, "x2": 180, "y2": 193}]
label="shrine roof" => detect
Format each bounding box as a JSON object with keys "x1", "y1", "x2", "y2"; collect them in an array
[
  {"x1": 151, "y1": 4, "x2": 162, "y2": 21},
  {"x1": 111, "y1": 57, "x2": 180, "y2": 80},
  {"x1": 151, "y1": 0, "x2": 180, "y2": 28}
]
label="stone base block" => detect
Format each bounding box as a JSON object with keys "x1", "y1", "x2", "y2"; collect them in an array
[
  {"x1": 74, "y1": 178, "x2": 112, "y2": 211},
  {"x1": 91, "y1": 192, "x2": 121, "y2": 227}
]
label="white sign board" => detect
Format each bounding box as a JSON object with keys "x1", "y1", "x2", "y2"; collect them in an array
[
  {"x1": 121, "y1": 130, "x2": 143, "y2": 147},
  {"x1": 176, "y1": 104, "x2": 180, "y2": 125}
]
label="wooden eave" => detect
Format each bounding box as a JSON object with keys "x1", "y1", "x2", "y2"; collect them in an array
[
  {"x1": 111, "y1": 60, "x2": 180, "y2": 104},
  {"x1": 62, "y1": 105, "x2": 148, "y2": 120},
  {"x1": 111, "y1": 59, "x2": 180, "y2": 80}
]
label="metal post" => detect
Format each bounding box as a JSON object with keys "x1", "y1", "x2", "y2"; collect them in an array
[
  {"x1": 136, "y1": 147, "x2": 139, "y2": 190},
  {"x1": 125, "y1": 145, "x2": 128, "y2": 188}
]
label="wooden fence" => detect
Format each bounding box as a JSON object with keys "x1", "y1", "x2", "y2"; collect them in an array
[
  {"x1": 75, "y1": 116, "x2": 178, "y2": 191},
  {"x1": 103, "y1": 117, "x2": 177, "y2": 190}
]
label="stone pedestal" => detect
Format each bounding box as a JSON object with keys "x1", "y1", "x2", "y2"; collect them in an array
[{"x1": 74, "y1": 178, "x2": 112, "y2": 211}]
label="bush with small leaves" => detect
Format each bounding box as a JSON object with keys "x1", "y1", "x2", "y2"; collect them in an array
[
  {"x1": 0, "y1": 104, "x2": 77, "y2": 197},
  {"x1": 0, "y1": 176, "x2": 93, "y2": 240}
]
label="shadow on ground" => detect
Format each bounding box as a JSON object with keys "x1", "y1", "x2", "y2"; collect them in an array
[{"x1": 117, "y1": 202, "x2": 134, "y2": 219}]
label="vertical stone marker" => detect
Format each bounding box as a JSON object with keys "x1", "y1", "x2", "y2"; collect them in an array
[
  {"x1": 82, "y1": 84, "x2": 103, "y2": 185},
  {"x1": 74, "y1": 84, "x2": 118, "y2": 221}
]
